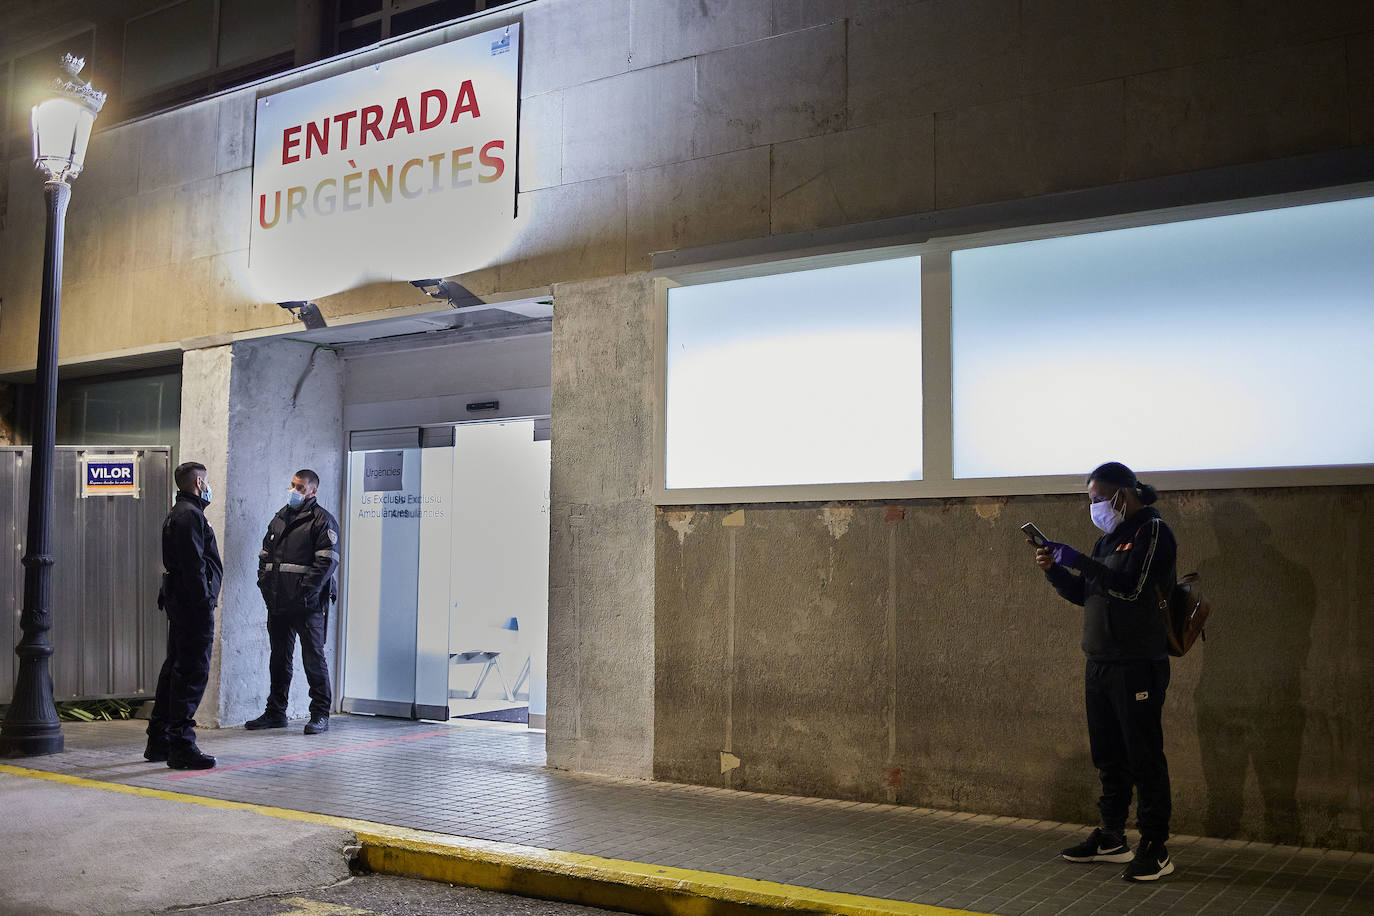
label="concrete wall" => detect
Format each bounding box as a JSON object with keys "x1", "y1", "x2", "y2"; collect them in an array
[
  {"x1": 654, "y1": 491, "x2": 1374, "y2": 851},
  {"x1": 546, "y1": 274, "x2": 655, "y2": 777},
  {"x1": 519, "y1": 0, "x2": 1374, "y2": 849},
  {"x1": 181, "y1": 339, "x2": 344, "y2": 727},
  {"x1": 5, "y1": 0, "x2": 1373, "y2": 369}
]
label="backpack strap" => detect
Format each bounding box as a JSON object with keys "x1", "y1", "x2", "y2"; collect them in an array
[{"x1": 1155, "y1": 582, "x2": 1185, "y2": 656}]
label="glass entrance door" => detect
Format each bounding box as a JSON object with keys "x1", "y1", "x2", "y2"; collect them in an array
[
  {"x1": 341, "y1": 442, "x2": 424, "y2": 717},
  {"x1": 341, "y1": 425, "x2": 455, "y2": 718},
  {"x1": 340, "y1": 421, "x2": 549, "y2": 725},
  {"x1": 445, "y1": 420, "x2": 550, "y2": 726}
]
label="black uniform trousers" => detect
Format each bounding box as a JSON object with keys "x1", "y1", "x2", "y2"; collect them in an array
[
  {"x1": 1085, "y1": 658, "x2": 1172, "y2": 841},
  {"x1": 147, "y1": 601, "x2": 215, "y2": 750},
  {"x1": 266, "y1": 609, "x2": 331, "y2": 718}
]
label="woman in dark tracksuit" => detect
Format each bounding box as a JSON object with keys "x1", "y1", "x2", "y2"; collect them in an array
[{"x1": 1035, "y1": 461, "x2": 1178, "y2": 882}]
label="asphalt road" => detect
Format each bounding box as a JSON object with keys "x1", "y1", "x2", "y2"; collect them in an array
[
  {"x1": 0, "y1": 771, "x2": 618, "y2": 916},
  {"x1": 0, "y1": 773, "x2": 358, "y2": 916},
  {"x1": 175, "y1": 875, "x2": 621, "y2": 915}
]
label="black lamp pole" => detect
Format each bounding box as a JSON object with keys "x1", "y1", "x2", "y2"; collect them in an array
[
  {"x1": 0, "y1": 179, "x2": 70, "y2": 756},
  {"x1": 1, "y1": 56, "x2": 103, "y2": 758}
]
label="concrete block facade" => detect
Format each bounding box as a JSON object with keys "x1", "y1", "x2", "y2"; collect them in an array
[
  {"x1": 769, "y1": 114, "x2": 935, "y2": 235},
  {"x1": 655, "y1": 491, "x2": 1374, "y2": 851},
  {"x1": 180, "y1": 341, "x2": 344, "y2": 728},
  {"x1": 1, "y1": 0, "x2": 1372, "y2": 848},
  {"x1": 7, "y1": 0, "x2": 1374, "y2": 367},
  {"x1": 548, "y1": 274, "x2": 657, "y2": 777}
]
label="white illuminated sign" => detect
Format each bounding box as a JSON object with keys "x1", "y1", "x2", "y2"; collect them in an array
[{"x1": 249, "y1": 25, "x2": 520, "y2": 302}]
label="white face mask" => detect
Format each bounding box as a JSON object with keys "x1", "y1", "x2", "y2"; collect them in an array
[{"x1": 1090, "y1": 491, "x2": 1124, "y2": 534}]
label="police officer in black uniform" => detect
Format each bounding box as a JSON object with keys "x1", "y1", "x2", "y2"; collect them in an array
[
  {"x1": 145, "y1": 461, "x2": 223, "y2": 770},
  {"x1": 245, "y1": 468, "x2": 340, "y2": 734}
]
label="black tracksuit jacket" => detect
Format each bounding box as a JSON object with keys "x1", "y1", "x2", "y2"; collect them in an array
[{"x1": 1044, "y1": 507, "x2": 1177, "y2": 661}]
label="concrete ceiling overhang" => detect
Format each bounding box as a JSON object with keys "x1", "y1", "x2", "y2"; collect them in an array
[{"x1": 0, "y1": 293, "x2": 553, "y2": 383}]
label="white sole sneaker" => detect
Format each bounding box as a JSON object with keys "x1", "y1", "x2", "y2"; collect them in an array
[
  {"x1": 1062, "y1": 848, "x2": 1134, "y2": 864},
  {"x1": 1124, "y1": 856, "x2": 1175, "y2": 881}
]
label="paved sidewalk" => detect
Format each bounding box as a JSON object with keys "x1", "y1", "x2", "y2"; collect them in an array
[{"x1": 7, "y1": 716, "x2": 1373, "y2": 915}]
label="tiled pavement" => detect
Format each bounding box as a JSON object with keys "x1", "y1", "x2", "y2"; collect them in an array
[{"x1": 14, "y1": 716, "x2": 1374, "y2": 916}]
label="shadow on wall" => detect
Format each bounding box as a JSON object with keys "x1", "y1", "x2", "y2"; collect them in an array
[
  {"x1": 1193, "y1": 499, "x2": 1315, "y2": 845},
  {"x1": 1047, "y1": 748, "x2": 1099, "y2": 827}
]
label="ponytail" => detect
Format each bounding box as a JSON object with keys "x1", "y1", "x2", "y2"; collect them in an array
[{"x1": 1088, "y1": 461, "x2": 1158, "y2": 504}]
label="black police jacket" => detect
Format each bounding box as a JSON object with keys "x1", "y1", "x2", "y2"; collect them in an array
[
  {"x1": 1044, "y1": 506, "x2": 1178, "y2": 662},
  {"x1": 257, "y1": 496, "x2": 340, "y2": 615},
  {"x1": 160, "y1": 491, "x2": 223, "y2": 615}
]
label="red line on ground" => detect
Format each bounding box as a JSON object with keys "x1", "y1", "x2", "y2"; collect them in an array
[{"x1": 165, "y1": 728, "x2": 454, "y2": 779}]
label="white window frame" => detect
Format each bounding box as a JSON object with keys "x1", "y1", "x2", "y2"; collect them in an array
[{"x1": 652, "y1": 181, "x2": 1374, "y2": 506}]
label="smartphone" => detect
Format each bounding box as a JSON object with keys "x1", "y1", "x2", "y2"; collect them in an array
[{"x1": 1020, "y1": 522, "x2": 1050, "y2": 548}]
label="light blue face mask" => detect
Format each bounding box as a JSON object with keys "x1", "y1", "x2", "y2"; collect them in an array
[
  {"x1": 288, "y1": 489, "x2": 306, "y2": 509},
  {"x1": 200, "y1": 483, "x2": 212, "y2": 505},
  {"x1": 1090, "y1": 490, "x2": 1124, "y2": 534}
]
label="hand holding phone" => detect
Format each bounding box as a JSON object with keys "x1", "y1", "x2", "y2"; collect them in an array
[{"x1": 1020, "y1": 522, "x2": 1050, "y2": 548}]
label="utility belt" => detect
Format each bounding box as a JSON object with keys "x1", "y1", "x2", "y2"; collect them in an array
[
  {"x1": 258, "y1": 558, "x2": 336, "y2": 613},
  {"x1": 261, "y1": 561, "x2": 311, "y2": 574}
]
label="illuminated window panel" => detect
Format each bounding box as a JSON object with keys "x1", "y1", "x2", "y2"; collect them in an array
[
  {"x1": 951, "y1": 196, "x2": 1374, "y2": 478},
  {"x1": 665, "y1": 257, "x2": 922, "y2": 490}
]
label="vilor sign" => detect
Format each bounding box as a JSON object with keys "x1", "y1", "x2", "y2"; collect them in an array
[
  {"x1": 81, "y1": 454, "x2": 139, "y2": 498},
  {"x1": 249, "y1": 25, "x2": 520, "y2": 302}
]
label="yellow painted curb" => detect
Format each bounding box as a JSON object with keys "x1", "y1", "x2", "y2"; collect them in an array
[
  {"x1": 353, "y1": 832, "x2": 996, "y2": 916},
  {"x1": 0, "y1": 763, "x2": 995, "y2": 916}
]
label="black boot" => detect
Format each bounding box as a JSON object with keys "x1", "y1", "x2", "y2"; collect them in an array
[
  {"x1": 304, "y1": 715, "x2": 329, "y2": 735},
  {"x1": 245, "y1": 711, "x2": 288, "y2": 730},
  {"x1": 143, "y1": 739, "x2": 169, "y2": 762},
  {"x1": 167, "y1": 745, "x2": 216, "y2": 770}
]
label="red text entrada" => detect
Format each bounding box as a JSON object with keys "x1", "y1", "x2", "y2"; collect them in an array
[{"x1": 280, "y1": 81, "x2": 483, "y2": 165}]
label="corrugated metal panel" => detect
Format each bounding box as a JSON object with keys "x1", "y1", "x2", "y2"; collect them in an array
[
  {"x1": 0, "y1": 447, "x2": 170, "y2": 704},
  {"x1": 0, "y1": 450, "x2": 22, "y2": 704}
]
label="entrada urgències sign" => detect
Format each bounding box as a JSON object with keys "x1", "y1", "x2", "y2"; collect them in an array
[{"x1": 249, "y1": 25, "x2": 519, "y2": 302}]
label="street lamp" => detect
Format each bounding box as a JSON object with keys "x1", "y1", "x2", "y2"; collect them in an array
[{"x1": 0, "y1": 55, "x2": 104, "y2": 757}]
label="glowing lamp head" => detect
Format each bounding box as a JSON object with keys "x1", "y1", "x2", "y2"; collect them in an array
[{"x1": 31, "y1": 54, "x2": 106, "y2": 182}]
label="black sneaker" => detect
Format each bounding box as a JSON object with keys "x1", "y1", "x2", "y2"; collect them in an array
[
  {"x1": 1061, "y1": 827, "x2": 1133, "y2": 863},
  {"x1": 1123, "y1": 839, "x2": 1174, "y2": 881},
  {"x1": 143, "y1": 740, "x2": 169, "y2": 762},
  {"x1": 244, "y1": 711, "x2": 288, "y2": 730},
  {"x1": 304, "y1": 715, "x2": 329, "y2": 735},
  {"x1": 166, "y1": 746, "x2": 216, "y2": 770}
]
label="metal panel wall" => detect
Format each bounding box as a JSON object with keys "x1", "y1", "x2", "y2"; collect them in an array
[
  {"x1": 0, "y1": 450, "x2": 21, "y2": 705},
  {"x1": 0, "y1": 447, "x2": 170, "y2": 704}
]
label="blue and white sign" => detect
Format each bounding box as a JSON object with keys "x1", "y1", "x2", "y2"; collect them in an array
[{"x1": 81, "y1": 454, "x2": 139, "y2": 498}]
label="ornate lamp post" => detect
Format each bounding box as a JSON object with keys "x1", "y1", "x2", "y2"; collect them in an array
[{"x1": 0, "y1": 55, "x2": 105, "y2": 757}]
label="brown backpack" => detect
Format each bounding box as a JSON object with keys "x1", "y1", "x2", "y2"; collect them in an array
[{"x1": 1156, "y1": 573, "x2": 1210, "y2": 657}]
